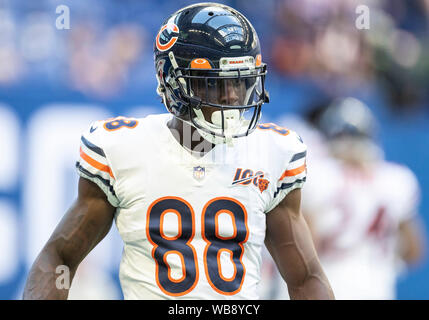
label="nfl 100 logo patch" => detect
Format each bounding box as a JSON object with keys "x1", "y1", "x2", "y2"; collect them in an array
[{"x1": 193, "y1": 166, "x2": 205, "y2": 180}]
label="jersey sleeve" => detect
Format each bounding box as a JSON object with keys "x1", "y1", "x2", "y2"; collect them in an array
[
  {"x1": 75, "y1": 121, "x2": 120, "y2": 207},
  {"x1": 265, "y1": 131, "x2": 307, "y2": 213}
]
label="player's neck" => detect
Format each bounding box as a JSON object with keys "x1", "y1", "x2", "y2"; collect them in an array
[{"x1": 167, "y1": 117, "x2": 215, "y2": 154}]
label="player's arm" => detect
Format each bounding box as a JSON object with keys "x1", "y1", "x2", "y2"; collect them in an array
[
  {"x1": 300, "y1": 213, "x2": 321, "y2": 252},
  {"x1": 265, "y1": 188, "x2": 334, "y2": 300},
  {"x1": 394, "y1": 167, "x2": 426, "y2": 267},
  {"x1": 23, "y1": 177, "x2": 116, "y2": 300},
  {"x1": 398, "y1": 217, "x2": 426, "y2": 265}
]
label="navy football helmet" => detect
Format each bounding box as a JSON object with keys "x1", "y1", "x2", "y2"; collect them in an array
[
  {"x1": 154, "y1": 2, "x2": 269, "y2": 144},
  {"x1": 318, "y1": 97, "x2": 377, "y2": 139},
  {"x1": 317, "y1": 97, "x2": 383, "y2": 164}
]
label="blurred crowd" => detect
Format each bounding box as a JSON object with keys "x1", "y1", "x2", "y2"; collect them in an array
[
  {"x1": 267, "y1": 0, "x2": 429, "y2": 113},
  {"x1": 0, "y1": 0, "x2": 427, "y2": 111}
]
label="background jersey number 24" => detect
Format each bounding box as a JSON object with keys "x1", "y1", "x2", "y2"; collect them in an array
[{"x1": 146, "y1": 196, "x2": 249, "y2": 296}]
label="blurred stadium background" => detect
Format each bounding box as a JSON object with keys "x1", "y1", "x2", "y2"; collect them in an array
[{"x1": 0, "y1": 0, "x2": 428, "y2": 299}]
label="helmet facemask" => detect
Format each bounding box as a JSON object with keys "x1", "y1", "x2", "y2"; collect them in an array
[{"x1": 162, "y1": 52, "x2": 268, "y2": 145}]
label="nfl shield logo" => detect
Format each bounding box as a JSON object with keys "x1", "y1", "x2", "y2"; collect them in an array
[{"x1": 193, "y1": 166, "x2": 205, "y2": 180}]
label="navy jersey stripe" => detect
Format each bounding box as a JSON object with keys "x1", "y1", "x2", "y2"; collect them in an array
[
  {"x1": 75, "y1": 162, "x2": 116, "y2": 196},
  {"x1": 290, "y1": 151, "x2": 307, "y2": 162},
  {"x1": 81, "y1": 135, "x2": 106, "y2": 157},
  {"x1": 273, "y1": 177, "x2": 307, "y2": 198}
]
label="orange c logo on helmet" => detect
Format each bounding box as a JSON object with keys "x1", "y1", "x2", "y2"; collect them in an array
[{"x1": 156, "y1": 23, "x2": 179, "y2": 52}]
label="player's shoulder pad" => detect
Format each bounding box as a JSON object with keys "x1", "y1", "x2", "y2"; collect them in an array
[
  {"x1": 81, "y1": 116, "x2": 144, "y2": 149},
  {"x1": 80, "y1": 119, "x2": 107, "y2": 155},
  {"x1": 381, "y1": 161, "x2": 420, "y2": 190},
  {"x1": 256, "y1": 122, "x2": 307, "y2": 156}
]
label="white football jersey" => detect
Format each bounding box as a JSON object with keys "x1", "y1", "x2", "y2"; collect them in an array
[
  {"x1": 75, "y1": 113, "x2": 307, "y2": 300},
  {"x1": 302, "y1": 156, "x2": 420, "y2": 300}
]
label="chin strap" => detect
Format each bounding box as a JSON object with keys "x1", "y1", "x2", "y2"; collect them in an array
[
  {"x1": 225, "y1": 134, "x2": 234, "y2": 147},
  {"x1": 196, "y1": 127, "x2": 235, "y2": 147},
  {"x1": 192, "y1": 108, "x2": 241, "y2": 146}
]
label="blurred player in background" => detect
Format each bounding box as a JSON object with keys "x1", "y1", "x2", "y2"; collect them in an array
[
  {"x1": 22, "y1": 3, "x2": 333, "y2": 300},
  {"x1": 260, "y1": 97, "x2": 425, "y2": 300}
]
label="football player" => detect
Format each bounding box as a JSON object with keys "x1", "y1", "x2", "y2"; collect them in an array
[{"x1": 23, "y1": 3, "x2": 334, "y2": 300}]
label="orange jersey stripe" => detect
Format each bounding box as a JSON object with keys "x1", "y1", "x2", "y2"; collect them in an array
[
  {"x1": 279, "y1": 163, "x2": 306, "y2": 181},
  {"x1": 80, "y1": 147, "x2": 114, "y2": 179}
]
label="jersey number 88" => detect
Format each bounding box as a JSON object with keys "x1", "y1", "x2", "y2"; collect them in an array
[{"x1": 146, "y1": 196, "x2": 249, "y2": 296}]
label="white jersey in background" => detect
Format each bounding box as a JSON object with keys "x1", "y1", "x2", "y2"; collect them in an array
[
  {"x1": 75, "y1": 113, "x2": 307, "y2": 300},
  {"x1": 258, "y1": 117, "x2": 421, "y2": 300},
  {"x1": 302, "y1": 157, "x2": 420, "y2": 300}
]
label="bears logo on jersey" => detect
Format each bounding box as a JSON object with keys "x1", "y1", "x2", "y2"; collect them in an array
[{"x1": 258, "y1": 178, "x2": 270, "y2": 193}]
